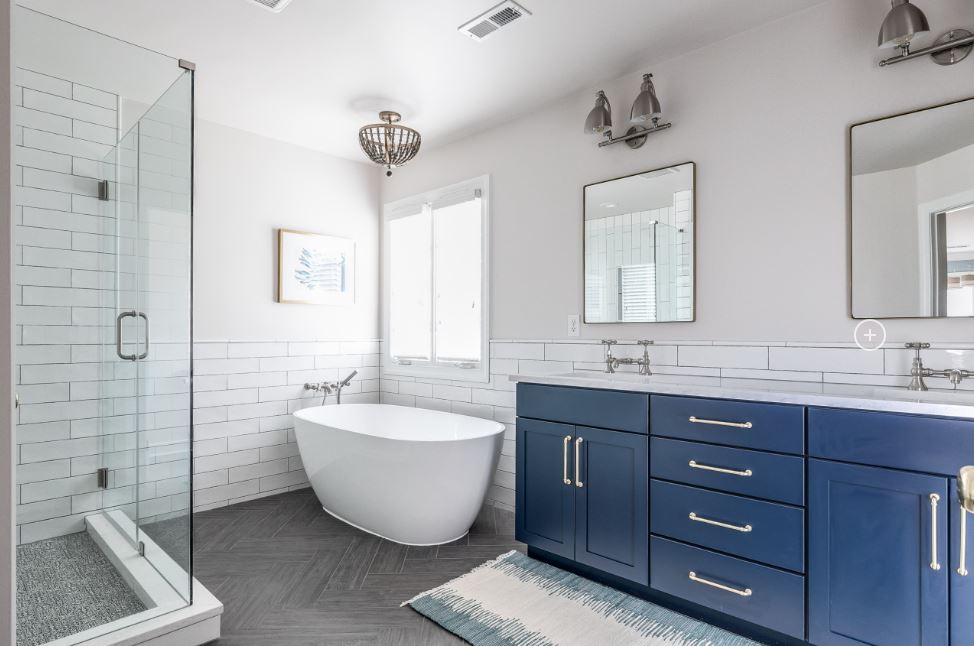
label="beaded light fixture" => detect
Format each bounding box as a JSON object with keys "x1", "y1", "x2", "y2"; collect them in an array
[{"x1": 358, "y1": 111, "x2": 422, "y2": 176}]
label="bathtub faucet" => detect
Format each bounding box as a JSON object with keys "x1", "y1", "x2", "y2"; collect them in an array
[
  {"x1": 304, "y1": 381, "x2": 333, "y2": 405},
  {"x1": 332, "y1": 370, "x2": 358, "y2": 404}
]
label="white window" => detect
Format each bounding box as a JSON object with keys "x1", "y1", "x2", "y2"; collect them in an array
[{"x1": 383, "y1": 176, "x2": 490, "y2": 382}]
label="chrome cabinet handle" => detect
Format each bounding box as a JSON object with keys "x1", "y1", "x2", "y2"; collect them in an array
[
  {"x1": 575, "y1": 437, "x2": 584, "y2": 488},
  {"x1": 688, "y1": 571, "x2": 752, "y2": 597},
  {"x1": 959, "y1": 507, "x2": 969, "y2": 577},
  {"x1": 688, "y1": 460, "x2": 752, "y2": 477},
  {"x1": 689, "y1": 512, "x2": 752, "y2": 533},
  {"x1": 688, "y1": 416, "x2": 753, "y2": 429},
  {"x1": 562, "y1": 435, "x2": 572, "y2": 486},
  {"x1": 930, "y1": 493, "x2": 941, "y2": 571}
]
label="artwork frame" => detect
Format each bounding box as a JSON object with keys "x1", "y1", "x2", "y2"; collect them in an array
[{"x1": 277, "y1": 229, "x2": 355, "y2": 305}]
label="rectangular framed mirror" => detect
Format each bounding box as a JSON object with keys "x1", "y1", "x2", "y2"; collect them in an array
[
  {"x1": 851, "y1": 96, "x2": 974, "y2": 319},
  {"x1": 583, "y1": 162, "x2": 695, "y2": 323}
]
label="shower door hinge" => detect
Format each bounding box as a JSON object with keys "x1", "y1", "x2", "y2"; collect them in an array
[
  {"x1": 138, "y1": 541, "x2": 145, "y2": 557},
  {"x1": 96, "y1": 467, "x2": 109, "y2": 489},
  {"x1": 97, "y1": 180, "x2": 110, "y2": 201}
]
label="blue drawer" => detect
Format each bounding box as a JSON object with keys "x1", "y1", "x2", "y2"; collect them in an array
[
  {"x1": 650, "y1": 437, "x2": 805, "y2": 506},
  {"x1": 650, "y1": 536, "x2": 805, "y2": 640},
  {"x1": 809, "y1": 407, "x2": 974, "y2": 476},
  {"x1": 517, "y1": 383, "x2": 649, "y2": 434},
  {"x1": 650, "y1": 480, "x2": 805, "y2": 572},
  {"x1": 650, "y1": 395, "x2": 804, "y2": 454}
]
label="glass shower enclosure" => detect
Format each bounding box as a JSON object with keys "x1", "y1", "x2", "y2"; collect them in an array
[{"x1": 14, "y1": 6, "x2": 194, "y2": 644}]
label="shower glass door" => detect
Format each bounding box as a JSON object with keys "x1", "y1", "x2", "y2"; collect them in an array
[{"x1": 99, "y1": 70, "x2": 194, "y2": 603}]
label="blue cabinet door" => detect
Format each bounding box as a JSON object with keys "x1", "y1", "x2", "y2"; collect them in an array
[
  {"x1": 574, "y1": 426, "x2": 649, "y2": 585},
  {"x1": 951, "y1": 478, "x2": 974, "y2": 645},
  {"x1": 809, "y1": 459, "x2": 948, "y2": 646},
  {"x1": 515, "y1": 418, "x2": 575, "y2": 559}
]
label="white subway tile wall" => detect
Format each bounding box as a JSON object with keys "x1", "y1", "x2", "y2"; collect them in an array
[
  {"x1": 190, "y1": 340, "x2": 380, "y2": 513},
  {"x1": 381, "y1": 338, "x2": 974, "y2": 511},
  {"x1": 14, "y1": 67, "x2": 194, "y2": 544}
]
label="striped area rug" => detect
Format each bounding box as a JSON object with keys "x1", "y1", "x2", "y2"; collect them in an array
[{"x1": 404, "y1": 550, "x2": 763, "y2": 646}]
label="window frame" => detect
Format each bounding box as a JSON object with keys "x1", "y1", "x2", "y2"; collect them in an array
[{"x1": 382, "y1": 175, "x2": 491, "y2": 383}]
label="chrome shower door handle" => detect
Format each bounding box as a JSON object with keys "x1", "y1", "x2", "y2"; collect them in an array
[
  {"x1": 562, "y1": 435, "x2": 572, "y2": 486},
  {"x1": 116, "y1": 311, "x2": 138, "y2": 361},
  {"x1": 136, "y1": 312, "x2": 149, "y2": 360},
  {"x1": 930, "y1": 493, "x2": 941, "y2": 571}
]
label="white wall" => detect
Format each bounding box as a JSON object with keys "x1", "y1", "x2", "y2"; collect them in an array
[
  {"x1": 381, "y1": 0, "x2": 974, "y2": 343},
  {"x1": 193, "y1": 120, "x2": 380, "y2": 342}
]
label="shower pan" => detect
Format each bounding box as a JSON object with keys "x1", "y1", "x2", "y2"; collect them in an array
[{"x1": 13, "y1": 6, "x2": 219, "y2": 645}]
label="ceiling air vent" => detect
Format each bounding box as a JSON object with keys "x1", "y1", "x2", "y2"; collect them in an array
[
  {"x1": 247, "y1": 0, "x2": 293, "y2": 13},
  {"x1": 459, "y1": 1, "x2": 532, "y2": 42}
]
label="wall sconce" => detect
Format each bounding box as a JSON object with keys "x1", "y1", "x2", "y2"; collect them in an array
[
  {"x1": 584, "y1": 73, "x2": 671, "y2": 149},
  {"x1": 878, "y1": 0, "x2": 973, "y2": 67}
]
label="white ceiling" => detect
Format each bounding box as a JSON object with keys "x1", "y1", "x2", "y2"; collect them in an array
[{"x1": 20, "y1": 0, "x2": 825, "y2": 163}]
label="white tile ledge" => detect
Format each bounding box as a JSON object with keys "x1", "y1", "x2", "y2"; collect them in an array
[{"x1": 510, "y1": 372, "x2": 974, "y2": 419}]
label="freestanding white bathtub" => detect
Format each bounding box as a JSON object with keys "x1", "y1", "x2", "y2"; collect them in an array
[{"x1": 293, "y1": 404, "x2": 505, "y2": 546}]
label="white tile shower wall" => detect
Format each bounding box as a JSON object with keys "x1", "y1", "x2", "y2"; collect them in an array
[
  {"x1": 14, "y1": 68, "x2": 122, "y2": 544},
  {"x1": 189, "y1": 340, "x2": 380, "y2": 513},
  {"x1": 380, "y1": 338, "x2": 974, "y2": 511},
  {"x1": 14, "y1": 67, "x2": 195, "y2": 544}
]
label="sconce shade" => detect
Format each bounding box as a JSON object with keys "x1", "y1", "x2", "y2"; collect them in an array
[
  {"x1": 630, "y1": 73, "x2": 662, "y2": 123},
  {"x1": 584, "y1": 91, "x2": 612, "y2": 133},
  {"x1": 878, "y1": 0, "x2": 930, "y2": 48}
]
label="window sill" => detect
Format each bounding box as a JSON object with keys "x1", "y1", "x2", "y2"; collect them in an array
[{"x1": 382, "y1": 362, "x2": 491, "y2": 384}]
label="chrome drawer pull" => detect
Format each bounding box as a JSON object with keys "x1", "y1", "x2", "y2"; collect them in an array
[
  {"x1": 575, "y1": 437, "x2": 584, "y2": 488},
  {"x1": 688, "y1": 416, "x2": 753, "y2": 429},
  {"x1": 930, "y1": 493, "x2": 941, "y2": 571},
  {"x1": 562, "y1": 435, "x2": 572, "y2": 486},
  {"x1": 688, "y1": 571, "x2": 752, "y2": 597},
  {"x1": 689, "y1": 512, "x2": 752, "y2": 533},
  {"x1": 688, "y1": 460, "x2": 753, "y2": 477}
]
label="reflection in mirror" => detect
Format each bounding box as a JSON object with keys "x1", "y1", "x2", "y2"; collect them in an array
[
  {"x1": 584, "y1": 163, "x2": 694, "y2": 323},
  {"x1": 851, "y1": 97, "x2": 974, "y2": 318}
]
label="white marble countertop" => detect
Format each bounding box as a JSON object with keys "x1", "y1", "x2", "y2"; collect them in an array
[{"x1": 509, "y1": 372, "x2": 974, "y2": 419}]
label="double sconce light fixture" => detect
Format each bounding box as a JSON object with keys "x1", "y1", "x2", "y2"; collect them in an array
[
  {"x1": 877, "y1": 0, "x2": 972, "y2": 67},
  {"x1": 584, "y1": 73, "x2": 671, "y2": 149}
]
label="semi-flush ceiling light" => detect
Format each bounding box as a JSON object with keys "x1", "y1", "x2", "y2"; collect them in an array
[
  {"x1": 584, "y1": 91, "x2": 612, "y2": 134},
  {"x1": 358, "y1": 111, "x2": 421, "y2": 177},
  {"x1": 584, "y1": 73, "x2": 671, "y2": 150},
  {"x1": 877, "y1": 0, "x2": 973, "y2": 67}
]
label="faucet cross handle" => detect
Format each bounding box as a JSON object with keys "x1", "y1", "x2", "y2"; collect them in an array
[
  {"x1": 601, "y1": 339, "x2": 617, "y2": 346},
  {"x1": 905, "y1": 342, "x2": 931, "y2": 351},
  {"x1": 637, "y1": 340, "x2": 654, "y2": 347}
]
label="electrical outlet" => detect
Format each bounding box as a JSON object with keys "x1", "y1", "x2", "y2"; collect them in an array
[{"x1": 567, "y1": 314, "x2": 580, "y2": 337}]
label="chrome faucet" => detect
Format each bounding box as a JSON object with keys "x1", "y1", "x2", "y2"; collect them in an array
[
  {"x1": 601, "y1": 340, "x2": 618, "y2": 373},
  {"x1": 304, "y1": 381, "x2": 333, "y2": 405},
  {"x1": 906, "y1": 342, "x2": 973, "y2": 391},
  {"x1": 333, "y1": 370, "x2": 358, "y2": 404},
  {"x1": 602, "y1": 340, "x2": 654, "y2": 375},
  {"x1": 304, "y1": 370, "x2": 359, "y2": 405}
]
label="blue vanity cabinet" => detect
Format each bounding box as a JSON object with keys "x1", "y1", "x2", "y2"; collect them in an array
[
  {"x1": 516, "y1": 384, "x2": 650, "y2": 585},
  {"x1": 574, "y1": 426, "x2": 649, "y2": 583},
  {"x1": 808, "y1": 459, "x2": 949, "y2": 646},
  {"x1": 515, "y1": 418, "x2": 576, "y2": 559},
  {"x1": 950, "y1": 479, "x2": 974, "y2": 645}
]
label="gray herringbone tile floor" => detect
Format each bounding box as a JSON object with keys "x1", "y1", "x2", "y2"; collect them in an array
[{"x1": 194, "y1": 489, "x2": 522, "y2": 645}]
